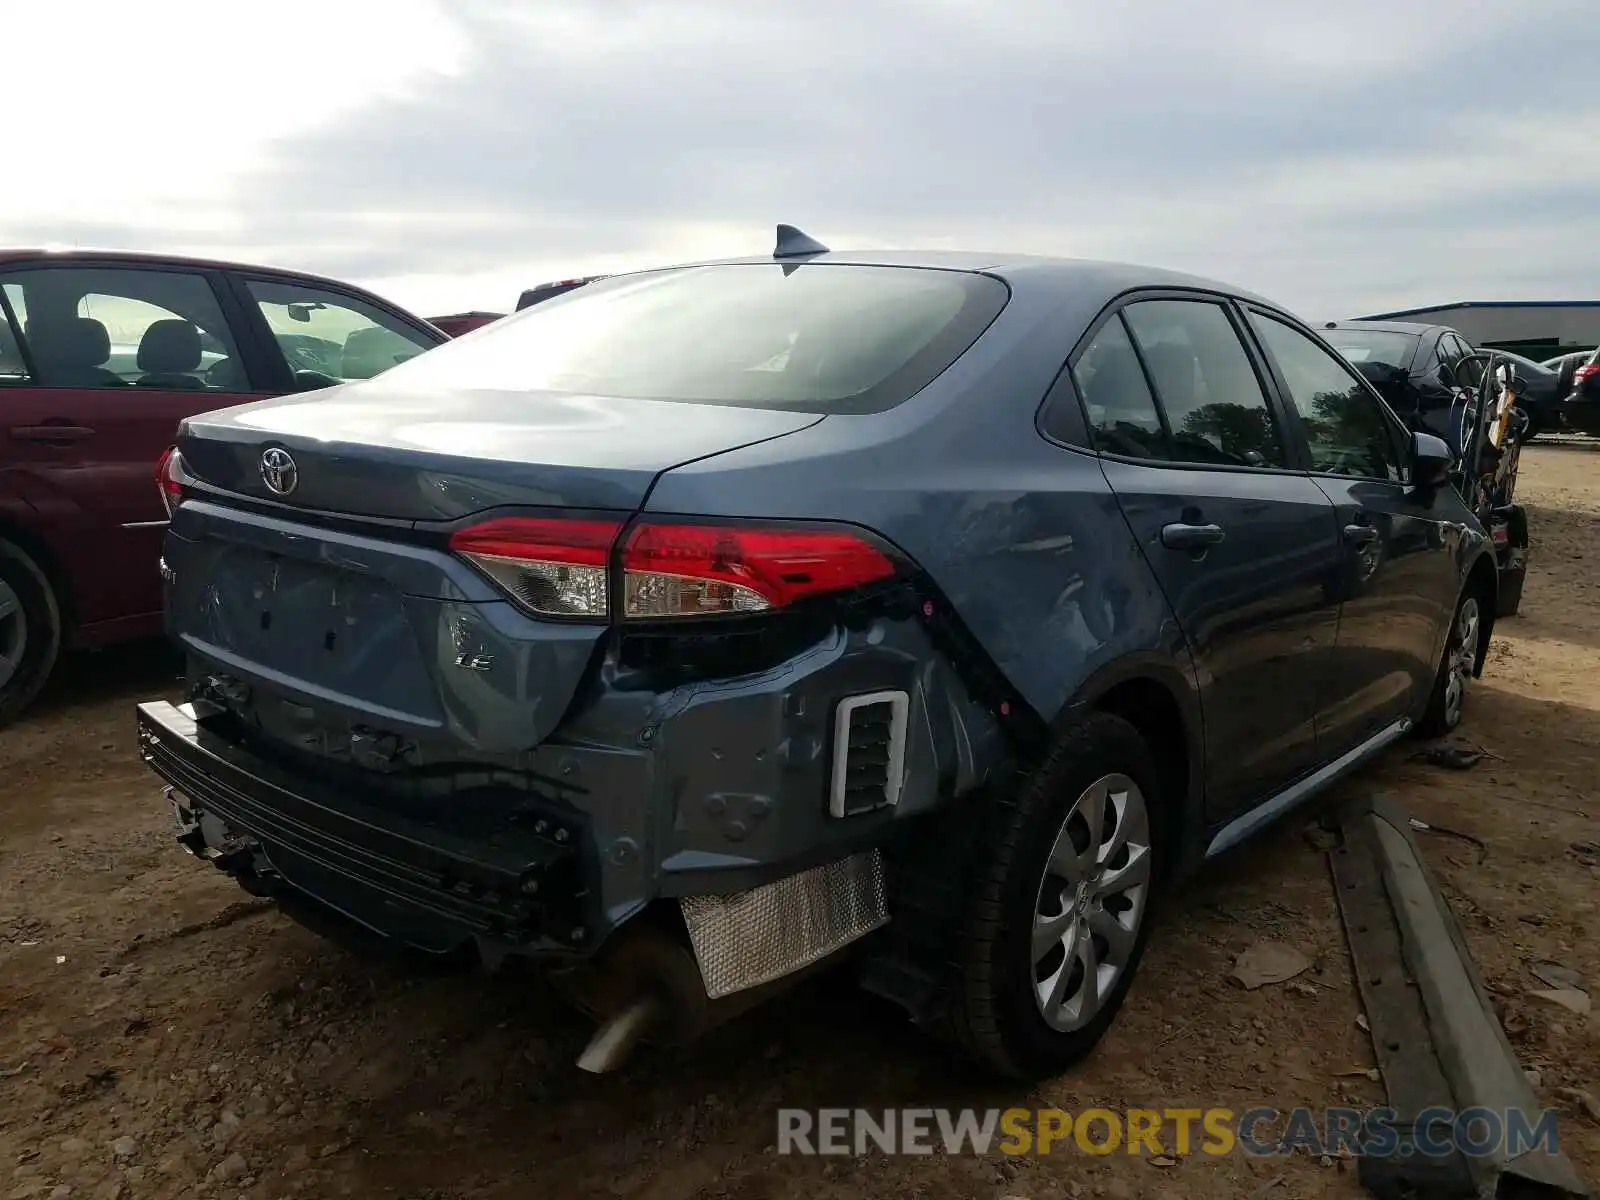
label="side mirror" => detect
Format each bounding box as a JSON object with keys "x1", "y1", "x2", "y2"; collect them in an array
[{"x1": 1410, "y1": 430, "x2": 1453, "y2": 491}]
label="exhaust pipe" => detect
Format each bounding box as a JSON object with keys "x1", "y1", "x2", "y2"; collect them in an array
[
  {"x1": 576, "y1": 994, "x2": 662, "y2": 1073},
  {"x1": 559, "y1": 919, "x2": 845, "y2": 1074}
]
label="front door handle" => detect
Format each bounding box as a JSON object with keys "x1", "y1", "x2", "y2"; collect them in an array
[
  {"x1": 1160, "y1": 522, "x2": 1226, "y2": 551},
  {"x1": 10, "y1": 423, "x2": 94, "y2": 443},
  {"x1": 1343, "y1": 523, "x2": 1380, "y2": 546}
]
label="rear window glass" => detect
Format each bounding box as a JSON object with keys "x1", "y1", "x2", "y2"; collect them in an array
[
  {"x1": 373, "y1": 263, "x2": 1010, "y2": 413},
  {"x1": 1325, "y1": 329, "x2": 1418, "y2": 371}
]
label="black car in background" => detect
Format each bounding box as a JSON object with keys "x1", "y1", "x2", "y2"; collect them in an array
[{"x1": 1325, "y1": 320, "x2": 1558, "y2": 441}]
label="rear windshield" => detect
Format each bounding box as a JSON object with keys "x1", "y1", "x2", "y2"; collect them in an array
[
  {"x1": 1325, "y1": 329, "x2": 1419, "y2": 371},
  {"x1": 376, "y1": 263, "x2": 1010, "y2": 414}
]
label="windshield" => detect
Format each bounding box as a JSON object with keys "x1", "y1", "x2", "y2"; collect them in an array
[
  {"x1": 372, "y1": 263, "x2": 1010, "y2": 414},
  {"x1": 1325, "y1": 329, "x2": 1419, "y2": 372}
]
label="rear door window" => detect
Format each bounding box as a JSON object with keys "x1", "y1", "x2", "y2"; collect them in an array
[
  {"x1": 1068, "y1": 314, "x2": 1167, "y2": 458},
  {"x1": 370, "y1": 263, "x2": 1010, "y2": 414},
  {"x1": 0, "y1": 266, "x2": 245, "y2": 390}
]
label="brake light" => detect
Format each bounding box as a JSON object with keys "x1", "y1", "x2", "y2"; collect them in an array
[
  {"x1": 620, "y1": 522, "x2": 897, "y2": 618},
  {"x1": 156, "y1": 446, "x2": 183, "y2": 517},
  {"x1": 449, "y1": 517, "x2": 622, "y2": 619},
  {"x1": 447, "y1": 516, "x2": 901, "y2": 622},
  {"x1": 1575, "y1": 364, "x2": 1600, "y2": 386}
]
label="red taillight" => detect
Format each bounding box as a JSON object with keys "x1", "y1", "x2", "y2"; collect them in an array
[
  {"x1": 620, "y1": 522, "x2": 897, "y2": 618},
  {"x1": 448, "y1": 517, "x2": 622, "y2": 619},
  {"x1": 156, "y1": 446, "x2": 183, "y2": 517},
  {"x1": 1575, "y1": 364, "x2": 1600, "y2": 386},
  {"x1": 447, "y1": 516, "x2": 900, "y2": 622}
]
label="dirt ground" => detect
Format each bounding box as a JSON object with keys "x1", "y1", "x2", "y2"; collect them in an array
[{"x1": 2, "y1": 445, "x2": 1597, "y2": 1200}]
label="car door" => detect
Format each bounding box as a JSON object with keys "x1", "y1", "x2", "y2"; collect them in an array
[
  {"x1": 1076, "y1": 295, "x2": 1345, "y2": 819},
  {"x1": 1244, "y1": 309, "x2": 1459, "y2": 756},
  {"x1": 0, "y1": 262, "x2": 271, "y2": 638},
  {"x1": 227, "y1": 274, "x2": 445, "y2": 393}
]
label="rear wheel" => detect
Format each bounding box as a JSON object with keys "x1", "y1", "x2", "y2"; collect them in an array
[
  {"x1": 944, "y1": 712, "x2": 1162, "y2": 1079},
  {"x1": 0, "y1": 540, "x2": 61, "y2": 729},
  {"x1": 1416, "y1": 587, "x2": 1482, "y2": 738}
]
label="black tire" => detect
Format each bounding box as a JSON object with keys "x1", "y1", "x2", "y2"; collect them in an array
[
  {"x1": 1496, "y1": 566, "x2": 1526, "y2": 618},
  {"x1": 1415, "y1": 583, "x2": 1484, "y2": 739},
  {"x1": 0, "y1": 539, "x2": 62, "y2": 729},
  {"x1": 944, "y1": 711, "x2": 1165, "y2": 1080}
]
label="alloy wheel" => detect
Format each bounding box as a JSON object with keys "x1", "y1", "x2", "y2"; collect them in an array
[
  {"x1": 1443, "y1": 596, "x2": 1480, "y2": 728},
  {"x1": 1032, "y1": 772, "x2": 1153, "y2": 1033}
]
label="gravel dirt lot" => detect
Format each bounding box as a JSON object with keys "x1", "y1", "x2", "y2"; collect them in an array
[{"x1": 2, "y1": 445, "x2": 1597, "y2": 1200}]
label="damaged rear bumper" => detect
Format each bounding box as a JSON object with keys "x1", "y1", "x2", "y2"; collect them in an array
[
  {"x1": 139, "y1": 699, "x2": 587, "y2": 960},
  {"x1": 137, "y1": 605, "x2": 1011, "y2": 1007},
  {"x1": 140, "y1": 698, "x2": 898, "y2": 997}
]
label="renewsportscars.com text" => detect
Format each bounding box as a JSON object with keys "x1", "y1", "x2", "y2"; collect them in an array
[{"x1": 775, "y1": 1106, "x2": 1559, "y2": 1158}]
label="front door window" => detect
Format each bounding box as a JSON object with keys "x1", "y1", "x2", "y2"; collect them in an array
[{"x1": 243, "y1": 279, "x2": 437, "y2": 386}]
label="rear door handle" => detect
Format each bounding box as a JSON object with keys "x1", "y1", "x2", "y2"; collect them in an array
[
  {"x1": 1343, "y1": 523, "x2": 1380, "y2": 546},
  {"x1": 10, "y1": 423, "x2": 95, "y2": 443},
  {"x1": 1160, "y1": 522, "x2": 1226, "y2": 551}
]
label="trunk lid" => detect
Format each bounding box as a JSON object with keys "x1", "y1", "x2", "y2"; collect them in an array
[
  {"x1": 163, "y1": 383, "x2": 824, "y2": 755},
  {"x1": 177, "y1": 380, "x2": 823, "y2": 520}
]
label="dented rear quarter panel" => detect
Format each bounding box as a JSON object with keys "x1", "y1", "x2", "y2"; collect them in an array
[{"x1": 643, "y1": 262, "x2": 1200, "y2": 743}]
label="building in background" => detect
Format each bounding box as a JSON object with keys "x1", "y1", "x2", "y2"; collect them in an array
[{"x1": 1355, "y1": 301, "x2": 1600, "y2": 358}]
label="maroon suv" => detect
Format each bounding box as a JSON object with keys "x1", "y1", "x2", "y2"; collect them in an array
[{"x1": 0, "y1": 249, "x2": 449, "y2": 724}]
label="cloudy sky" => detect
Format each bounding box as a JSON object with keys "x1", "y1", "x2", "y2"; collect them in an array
[{"x1": 9, "y1": 0, "x2": 1597, "y2": 320}]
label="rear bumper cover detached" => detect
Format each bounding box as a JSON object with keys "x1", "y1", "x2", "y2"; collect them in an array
[
  {"x1": 138, "y1": 699, "x2": 586, "y2": 960},
  {"x1": 136, "y1": 606, "x2": 1004, "y2": 984},
  {"x1": 139, "y1": 699, "x2": 903, "y2": 992}
]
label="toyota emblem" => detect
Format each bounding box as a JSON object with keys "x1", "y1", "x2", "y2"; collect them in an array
[{"x1": 260, "y1": 447, "x2": 298, "y2": 496}]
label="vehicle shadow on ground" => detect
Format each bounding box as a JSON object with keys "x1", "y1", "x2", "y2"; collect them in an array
[
  {"x1": 1529, "y1": 438, "x2": 1600, "y2": 455},
  {"x1": 20, "y1": 638, "x2": 184, "y2": 726},
  {"x1": 94, "y1": 675, "x2": 1598, "y2": 1196},
  {"x1": 199, "y1": 806, "x2": 1357, "y2": 1196},
  {"x1": 1506, "y1": 501, "x2": 1600, "y2": 655},
  {"x1": 425, "y1": 688, "x2": 1592, "y2": 1178}
]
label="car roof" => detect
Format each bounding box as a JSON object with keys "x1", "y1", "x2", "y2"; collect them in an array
[
  {"x1": 0, "y1": 247, "x2": 391, "y2": 296},
  {"x1": 607, "y1": 248, "x2": 1287, "y2": 310}
]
